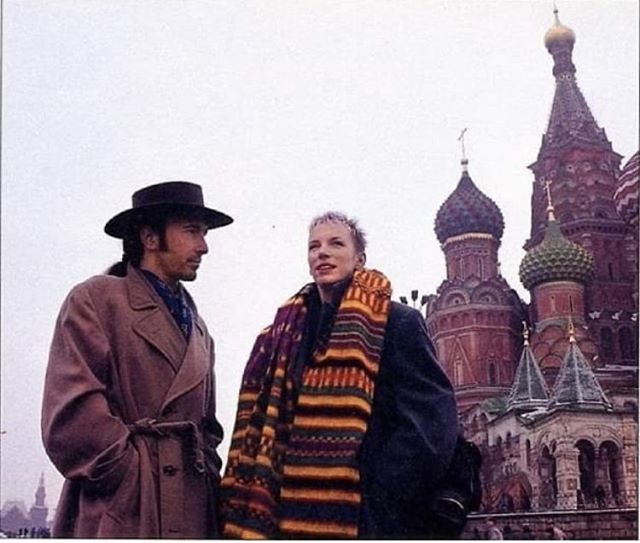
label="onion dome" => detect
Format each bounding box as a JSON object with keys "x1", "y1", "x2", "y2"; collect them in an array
[
  {"x1": 544, "y1": 8, "x2": 575, "y2": 51},
  {"x1": 435, "y1": 165, "x2": 504, "y2": 244},
  {"x1": 519, "y1": 211, "x2": 594, "y2": 290},
  {"x1": 614, "y1": 151, "x2": 639, "y2": 225}
]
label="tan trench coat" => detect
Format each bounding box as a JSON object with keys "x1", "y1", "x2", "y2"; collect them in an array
[{"x1": 42, "y1": 265, "x2": 222, "y2": 538}]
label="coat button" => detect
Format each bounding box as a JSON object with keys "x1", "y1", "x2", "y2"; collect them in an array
[{"x1": 163, "y1": 465, "x2": 179, "y2": 476}]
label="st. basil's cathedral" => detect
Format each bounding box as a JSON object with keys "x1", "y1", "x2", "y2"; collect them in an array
[{"x1": 422, "y1": 8, "x2": 638, "y2": 533}]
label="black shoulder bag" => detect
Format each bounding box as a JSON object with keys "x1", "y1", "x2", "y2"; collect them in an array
[{"x1": 426, "y1": 435, "x2": 483, "y2": 539}]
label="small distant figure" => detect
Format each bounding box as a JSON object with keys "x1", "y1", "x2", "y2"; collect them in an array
[
  {"x1": 503, "y1": 524, "x2": 518, "y2": 540},
  {"x1": 549, "y1": 525, "x2": 567, "y2": 540},
  {"x1": 521, "y1": 524, "x2": 534, "y2": 540},
  {"x1": 486, "y1": 518, "x2": 504, "y2": 540}
]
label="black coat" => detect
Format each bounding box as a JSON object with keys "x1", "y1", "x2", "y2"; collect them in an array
[
  {"x1": 295, "y1": 291, "x2": 458, "y2": 539},
  {"x1": 357, "y1": 301, "x2": 458, "y2": 538}
]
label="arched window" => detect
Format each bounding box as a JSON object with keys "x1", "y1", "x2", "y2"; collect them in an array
[
  {"x1": 576, "y1": 440, "x2": 597, "y2": 506},
  {"x1": 539, "y1": 445, "x2": 558, "y2": 509},
  {"x1": 488, "y1": 363, "x2": 497, "y2": 385},
  {"x1": 600, "y1": 327, "x2": 615, "y2": 360},
  {"x1": 446, "y1": 294, "x2": 465, "y2": 307},
  {"x1": 619, "y1": 327, "x2": 636, "y2": 360},
  {"x1": 600, "y1": 441, "x2": 624, "y2": 506}
]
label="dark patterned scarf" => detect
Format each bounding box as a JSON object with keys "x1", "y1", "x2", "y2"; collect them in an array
[
  {"x1": 220, "y1": 269, "x2": 391, "y2": 539},
  {"x1": 141, "y1": 269, "x2": 193, "y2": 339}
]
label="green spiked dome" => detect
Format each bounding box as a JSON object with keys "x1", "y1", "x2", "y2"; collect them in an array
[{"x1": 519, "y1": 218, "x2": 594, "y2": 290}]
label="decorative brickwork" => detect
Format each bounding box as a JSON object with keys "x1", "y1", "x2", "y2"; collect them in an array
[{"x1": 463, "y1": 510, "x2": 638, "y2": 540}]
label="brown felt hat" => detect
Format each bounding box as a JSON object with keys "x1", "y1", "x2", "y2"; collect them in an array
[{"x1": 104, "y1": 181, "x2": 233, "y2": 239}]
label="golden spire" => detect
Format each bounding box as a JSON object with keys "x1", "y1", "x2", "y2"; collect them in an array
[
  {"x1": 541, "y1": 178, "x2": 556, "y2": 221},
  {"x1": 458, "y1": 128, "x2": 469, "y2": 173},
  {"x1": 568, "y1": 316, "x2": 576, "y2": 344},
  {"x1": 522, "y1": 321, "x2": 530, "y2": 346}
]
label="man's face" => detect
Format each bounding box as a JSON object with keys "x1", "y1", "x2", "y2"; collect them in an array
[
  {"x1": 308, "y1": 221, "x2": 364, "y2": 298},
  {"x1": 142, "y1": 218, "x2": 209, "y2": 286}
]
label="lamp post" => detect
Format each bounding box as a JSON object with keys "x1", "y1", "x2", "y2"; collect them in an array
[{"x1": 399, "y1": 289, "x2": 431, "y2": 318}]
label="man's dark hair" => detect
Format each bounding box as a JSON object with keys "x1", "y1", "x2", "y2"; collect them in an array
[{"x1": 106, "y1": 207, "x2": 193, "y2": 277}]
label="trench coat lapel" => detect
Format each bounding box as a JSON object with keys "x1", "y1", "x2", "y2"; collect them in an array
[
  {"x1": 127, "y1": 267, "x2": 187, "y2": 373},
  {"x1": 160, "y1": 316, "x2": 209, "y2": 411}
]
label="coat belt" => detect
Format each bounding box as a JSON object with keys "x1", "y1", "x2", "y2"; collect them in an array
[{"x1": 127, "y1": 417, "x2": 206, "y2": 474}]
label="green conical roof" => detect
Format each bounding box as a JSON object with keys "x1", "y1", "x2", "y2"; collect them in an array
[
  {"x1": 519, "y1": 216, "x2": 594, "y2": 290},
  {"x1": 549, "y1": 339, "x2": 611, "y2": 410},
  {"x1": 507, "y1": 342, "x2": 550, "y2": 412}
]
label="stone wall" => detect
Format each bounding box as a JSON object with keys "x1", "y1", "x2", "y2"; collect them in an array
[{"x1": 463, "y1": 509, "x2": 637, "y2": 540}]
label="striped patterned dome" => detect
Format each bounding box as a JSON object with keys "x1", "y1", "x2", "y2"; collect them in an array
[
  {"x1": 519, "y1": 218, "x2": 594, "y2": 290},
  {"x1": 435, "y1": 172, "x2": 504, "y2": 243},
  {"x1": 614, "y1": 151, "x2": 639, "y2": 225}
]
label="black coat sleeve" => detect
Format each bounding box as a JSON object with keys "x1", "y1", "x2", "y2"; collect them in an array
[{"x1": 360, "y1": 302, "x2": 458, "y2": 503}]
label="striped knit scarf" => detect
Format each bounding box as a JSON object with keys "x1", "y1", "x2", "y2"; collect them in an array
[{"x1": 220, "y1": 269, "x2": 391, "y2": 539}]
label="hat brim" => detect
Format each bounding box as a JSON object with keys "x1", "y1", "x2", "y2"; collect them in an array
[{"x1": 104, "y1": 203, "x2": 233, "y2": 239}]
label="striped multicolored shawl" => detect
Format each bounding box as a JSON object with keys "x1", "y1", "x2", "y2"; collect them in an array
[{"x1": 220, "y1": 269, "x2": 391, "y2": 539}]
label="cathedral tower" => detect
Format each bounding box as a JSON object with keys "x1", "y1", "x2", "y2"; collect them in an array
[
  {"x1": 519, "y1": 182, "x2": 597, "y2": 377},
  {"x1": 526, "y1": 9, "x2": 638, "y2": 367},
  {"x1": 28, "y1": 473, "x2": 48, "y2": 530},
  {"x1": 427, "y1": 156, "x2": 526, "y2": 412}
]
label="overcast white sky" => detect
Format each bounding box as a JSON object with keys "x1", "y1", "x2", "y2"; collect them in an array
[{"x1": 1, "y1": 0, "x2": 638, "y2": 514}]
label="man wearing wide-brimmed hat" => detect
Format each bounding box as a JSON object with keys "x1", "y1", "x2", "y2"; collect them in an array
[{"x1": 41, "y1": 181, "x2": 232, "y2": 538}]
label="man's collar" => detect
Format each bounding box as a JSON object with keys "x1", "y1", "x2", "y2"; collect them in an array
[{"x1": 140, "y1": 268, "x2": 182, "y2": 295}]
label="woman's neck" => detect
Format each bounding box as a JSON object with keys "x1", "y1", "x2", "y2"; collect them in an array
[
  {"x1": 317, "y1": 277, "x2": 352, "y2": 305},
  {"x1": 317, "y1": 284, "x2": 333, "y2": 304}
]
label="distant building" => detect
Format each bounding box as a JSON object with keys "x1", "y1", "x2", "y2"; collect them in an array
[
  {"x1": 0, "y1": 474, "x2": 49, "y2": 534},
  {"x1": 425, "y1": 8, "x2": 638, "y2": 518}
]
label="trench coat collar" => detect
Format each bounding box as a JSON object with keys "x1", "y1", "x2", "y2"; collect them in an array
[{"x1": 126, "y1": 265, "x2": 209, "y2": 407}]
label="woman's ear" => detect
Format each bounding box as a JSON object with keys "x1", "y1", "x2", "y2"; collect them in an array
[{"x1": 356, "y1": 252, "x2": 366, "y2": 269}]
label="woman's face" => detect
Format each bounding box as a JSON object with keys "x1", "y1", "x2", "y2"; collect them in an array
[{"x1": 308, "y1": 221, "x2": 365, "y2": 295}]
